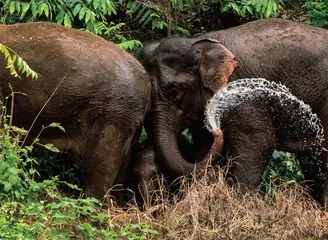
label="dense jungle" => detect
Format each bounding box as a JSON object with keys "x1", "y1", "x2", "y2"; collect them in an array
[{"x1": 1, "y1": 0, "x2": 328, "y2": 239}]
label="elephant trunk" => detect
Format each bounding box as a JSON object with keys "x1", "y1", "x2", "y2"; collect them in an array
[{"x1": 154, "y1": 103, "x2": 224, "y2": 176}]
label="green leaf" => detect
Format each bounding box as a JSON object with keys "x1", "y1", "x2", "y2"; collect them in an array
[
  {"x1": 54, "y1": 211, "x2": 69, "y2": 222},
  {"x1": 49, "y1": 229, "x2": 73, "y2": 239},
  {"x1": 40, "y1": 3, "x2": 49, "y2": 18},
  {"x1": 8, "y1": 167, "x2": 19, "y2": 175},
  {"x1": 31, "y1": 1, "x2": 38, "y2": 17},
  {"x1": 64, "y1": 13, "x2": 72, "y2": 27},
  {"x1": 231, "y1": 2, "x2": 241, "y2": 14},
  {"x1": 96, "y1": 213, "x2": 109, "y2": 223},
  {"x1": 4, "y1": 182, "x2": 12, "y2": 192},
  {"x1": 139, "y1": 9, "x2": 151, "y2": 24},
  {"x1": 9, "y1": 175, "x2": 19, "y2": 185},
  {"x1": 0, "y1": 162, "x2": 8, "y2": 173},
  {"x1": 79, "y1": 6, "x2": 87, "y2": 20},
  {"x1": 9, "y1": 1, "x2": 16, "y2": 14},
  {"x1": 85, "y1": 9, "x2": 91, "y2": 22},
  {"x1": 49, "y1": 122, "x2": 66, "y2": 132},
  {"x1": 284, "y1": 179, "x2": 297, "y2": 185},
  {"x1": 15, "y1": 1, "x2": 21, "y2": 14},
  {"x1": 93, "y1": 0, "x2": 100, "y2": 9},
  {"x1": 20, "y1": 3, "x2": 31, "y2": 20},
  {"x1": 43, "y1": 143, "x2": 60, "y2": 153},
  {"x1": 10, "y1": 126, "x2": 28, "y2": 135},
  {"x1": 72, "y1": 3, "x2": 81, "y2": 17}
]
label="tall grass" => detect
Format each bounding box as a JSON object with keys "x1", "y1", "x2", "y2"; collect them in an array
[{"x1": 112, "y1": 167, "x2": 328, "y2": 239}]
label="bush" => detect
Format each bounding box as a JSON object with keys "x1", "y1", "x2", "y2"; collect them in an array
[
  {"x1": 261, "y1": 151, "x2": 304, "y2": 194},
  {"x1": 0, "y1": 0, "x2": 142, "y2": 51},
  {"x1": 302, "y1": 0, "x2": 328, "y2": 28}
]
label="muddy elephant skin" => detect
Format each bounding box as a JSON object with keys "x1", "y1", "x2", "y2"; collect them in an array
[
  {"x1": 139, "y1": 18, "x2": 328, "y2": 206},
  {"x1": 0, "y1": 22, "x2": 151, "y2": 202}
]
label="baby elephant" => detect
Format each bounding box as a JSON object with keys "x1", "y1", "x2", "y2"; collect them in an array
[{"x1": 133, "y1": 141, "x2": 159, "y2": 206}]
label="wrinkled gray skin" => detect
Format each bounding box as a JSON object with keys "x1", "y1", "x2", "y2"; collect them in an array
[
  {"x1": 0, "y1": 22, "x2": 151, "y2": 204},
  {"x1": 135, "y1": 99, "x2": 324, "y2": 205},
  {"x1": 133, "y1": 141, "x2": 159, "y2": 205},
  {"x1": 138, "y1": 18, "x2": 328, "y2": 206},
  {"x1": 133, "y1": 136, "x2": 192, "y2": 206}
]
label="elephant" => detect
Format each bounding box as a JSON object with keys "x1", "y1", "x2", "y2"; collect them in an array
[
  {"x1": 133, "y1": 140, "x2": 159, "y2": 206},
  {"x1": 134, "y1": 78, "x2": 325, "y2": 205},
  {"x1": 132, "y1": 134, "x2": 208, "y2": 206},
  {"x1": 0, "y1": 22, "x2": 151, "y2": 204},
  {"x1": 138, "y1": 18, "x2": 328, "y2": 206}
]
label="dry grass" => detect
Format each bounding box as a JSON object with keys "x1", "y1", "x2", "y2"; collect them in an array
[{"x1": 107, "y1": 167, "x2": 328, "y2": 240}]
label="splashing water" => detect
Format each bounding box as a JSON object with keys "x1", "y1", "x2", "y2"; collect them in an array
[{"x1": 205, "y1": 78, "x2": 325, "y2": 156}]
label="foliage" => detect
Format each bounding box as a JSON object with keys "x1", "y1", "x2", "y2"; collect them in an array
[
  {"x1": 261, "y1": 150, "x2": 304, "y2": 193},
  {"x1": 0, "y1": 0, "x2": 142, "y2": 51},
  {"x1": 302, "y1": 0, "x2": 328, "y2": 28},
  {"x1": 139, "y1": 127, "x2": 148, "y2": 143},
  {"x1": 1, "y1": 0, "x2": 328, "y2": 45},
  {"x1": 1, "y1": 0, "x2": 115, "y2": 32},
  {"x1": 0, "y1": 115, "x2": 157, "y2": 238},
  {"x1": 0, "y1": 44, "x2": 39, "y2": 79},
  {"x1": 221, "y1": 0, "x2": 283, "y2": 19}
]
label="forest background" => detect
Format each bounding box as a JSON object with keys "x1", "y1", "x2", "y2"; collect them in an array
[{"x1": 1, "y1": 0, "x2": 327, "y2": 51}]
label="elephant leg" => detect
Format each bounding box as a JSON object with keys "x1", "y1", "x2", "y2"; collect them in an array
[
  {"x1": 320, "y1": 125, "x2": 328, "y2": 209},
  {"x1": 223, "y1": 102, "x2": 276, "y2": 191},
  {"x1": 320, "y1": 151, "x2": 328, "y2": 209},
  {"x1": 296, "y1": 152, "x2": 326, "y2": 204},
  {"x1": 311, "y1": 105, "x2": 328, "y2": 208},
  {"x1": 77, "y1": 123, "x2": 135, "y2": 205}
]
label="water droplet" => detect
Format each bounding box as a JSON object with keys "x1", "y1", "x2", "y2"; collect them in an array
[{"x1": 204, "y1": 78, "x2": 324, "y2": 158}]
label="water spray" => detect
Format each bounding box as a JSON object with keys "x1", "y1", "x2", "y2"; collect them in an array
[{"x1": 205, "y1": 78, "x2": 325, "y2": 157}]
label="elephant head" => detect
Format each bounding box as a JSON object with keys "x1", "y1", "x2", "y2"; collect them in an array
[{"x1": 139, "y1": 37, "x2": 237, "y2": 176}]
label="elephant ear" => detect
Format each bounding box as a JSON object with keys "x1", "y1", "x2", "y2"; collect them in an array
[{"x1": 190, "y1": 39, "x2": 238, "y2": 93}]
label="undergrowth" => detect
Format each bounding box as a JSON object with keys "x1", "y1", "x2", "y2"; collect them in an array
[
  {"x1": 0, "y1": 94, "x2": 159, "y2": 239},
  {"x1": 106, "y1": 167, "x2": 328, "y2": 240}
]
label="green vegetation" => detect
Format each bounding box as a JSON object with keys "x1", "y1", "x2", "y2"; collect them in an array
[
  {"x1": 2, "y1": 0, "x2": 327, "y2": 50},
  {"x1": 303, "y1": 0, "x2": 328, "y2": 27},
  {"x1": 261, "y1": 151, "x2": 304, "y2": 194},
  {"x1": 0, "y1": 44, "x2": 38, "y2": 79},
  {"x1": 1, "y1": 0, "x2": 328, "y2": 238}
]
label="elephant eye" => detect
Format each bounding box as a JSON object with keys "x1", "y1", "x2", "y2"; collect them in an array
[
  {"x1": 174, "y1": 90, "x2": 184, "y2": 101},
  {"x1": 166, "y1": 83, "x2": 184, "y2": 101}
]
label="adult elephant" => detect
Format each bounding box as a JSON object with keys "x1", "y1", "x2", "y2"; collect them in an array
[
  {"x1": 134, "y1": 79, "x2": 325, "y2": 206},
  {"x1": 138, "y1": 18, "x2": 328, "y2": 206},
  {"x1": 0, "y1": 22, "x2": 151, "y2": 203}
]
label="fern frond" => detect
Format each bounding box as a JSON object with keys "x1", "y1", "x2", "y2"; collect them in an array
[{"x1": 0, "y1": 43, "x2": 39, "y2": 80}]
